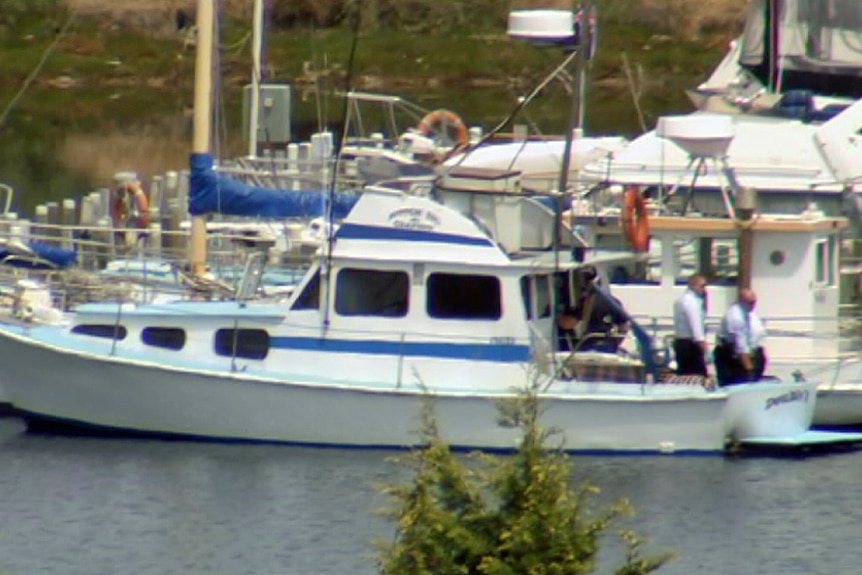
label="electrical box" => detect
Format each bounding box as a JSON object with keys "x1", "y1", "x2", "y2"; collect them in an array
[{"x1": 243, "y1": 83, "x2": 292, "y2": 145}]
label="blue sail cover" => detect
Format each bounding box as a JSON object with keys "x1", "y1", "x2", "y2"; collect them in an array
[
  {"x1": 189, "y1": 153, "x2": 359, "y2": 218},
  {"x1": 0, "y1": 242, "x2": 77, "y2": 270}
]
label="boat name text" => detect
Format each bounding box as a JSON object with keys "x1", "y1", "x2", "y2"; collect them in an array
[
  {"x1": 764, "y1": 389, "x2": 809, "y2": 411},
  {"x1": 388, "y1": 208, "x2": 441, "y2": 231}
]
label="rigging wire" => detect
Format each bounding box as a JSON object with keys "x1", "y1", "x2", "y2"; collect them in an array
[
  {"x1": 439, "y1": 49, "x2": 579, "y2": 175},
  {"x1": 211, "y1": 0, "x2": 225, "y2": 219},
  {"x1": 322, "y1": 0, "x2": 363, "y2": 331},
  {"x1": 0, "y1": 7, "x2": 80, "y2": 132}
]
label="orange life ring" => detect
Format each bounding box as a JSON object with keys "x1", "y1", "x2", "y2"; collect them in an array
[
  {"x1": 621, "y1": 187, "x2": 650, "y2": 252},
  {"x1": 111, "y1": 181, "x2": 151, "y2": 229},
  {"x1": 417, "y1": 109, "x2": 469, "y2": 150}
]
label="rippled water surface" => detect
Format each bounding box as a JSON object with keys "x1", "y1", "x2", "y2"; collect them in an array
[{"x1": 1, "y1": 416, "x2": 860, "y2": 575}]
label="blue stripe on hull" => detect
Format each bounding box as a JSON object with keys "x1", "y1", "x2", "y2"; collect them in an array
[
  {"x1": 336, "y1": 223, "x2": 494, "y2": 247},
  {"x1": 270, "y1": 336, "x2": 531, "y2": 362}
]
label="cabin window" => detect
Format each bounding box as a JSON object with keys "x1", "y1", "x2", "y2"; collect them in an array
[
  {"x1": 214, "y1": 328, "x2": 270, "y2": 360},
  {"x1": 535, "y1": 275, "x2": 551, "y2": 318},
  {"x1": 427, "y1": 273, "x2": 501, "y2": 320},
  {"x1": 520, "y1": 277, "x2": 532, "y2": 319},
  {"x1": 142, "y1": 327, "x2": 186, "y2": 350},
  {"x1": 667, "y1": 237, "x2": 738, "y2": 286},
  {"x1": 71, "y1": 324, "x2": 127, "y2": 340},
  {"x1": 519, "y1": 275, "x2": 553, "y2": 320},
  {"x1": 292, "y1": 270, "x2": 320, "y2": 310},
  {"x1": 814, "y1": 237, "x2": 836, "y2": 286},
  {"x1": 335, "y1": 268, "x2": 409, "y2": 317}
]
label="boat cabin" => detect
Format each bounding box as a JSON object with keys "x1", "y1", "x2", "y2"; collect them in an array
[
  {"x1": 571, "y1": 206, "x2": 848, "y2": 367},
  {"x1": 63, "y1": 182, "x2": 649, "y2": 389}
]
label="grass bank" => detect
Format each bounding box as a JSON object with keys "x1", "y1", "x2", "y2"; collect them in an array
[{"x1": 0, "y1": 0, "x2": 742, "y2": 134}]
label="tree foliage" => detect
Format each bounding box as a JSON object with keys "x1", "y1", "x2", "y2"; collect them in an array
[{"x1": 376, "y1": 384, "x2": 674, "y2": 575}]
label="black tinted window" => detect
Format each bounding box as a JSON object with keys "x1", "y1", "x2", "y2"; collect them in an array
[
  {"x1": 214, "y1": 328, "x2": 269, "y2": 360},
  {"x1": 71, "y1": 324, "x2": 127, "y2": 340},
  {"x1": 335, "y1": 269, "x2": 409, "y2": 317},
  {"x1": 427, "y1": 273, "x2": 501, "y2": 320},
  {"x1": 142, "y1": 327, "x2": 186, "y2": 350},
  {"x1": 292, "y1": 270, "x2": 320, "y2": 310}
]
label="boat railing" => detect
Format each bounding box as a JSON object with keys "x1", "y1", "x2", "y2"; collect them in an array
[
  {"x1": 631, "y1": 312, "x2": 850, "y2": 335},
  {"x1": 0, "y1": 218, "x2": 314, "y2": 314}
]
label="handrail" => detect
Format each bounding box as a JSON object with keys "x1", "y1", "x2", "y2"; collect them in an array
[{"x1": 0, "y1": 183, "x2": 13, "y2": 216}]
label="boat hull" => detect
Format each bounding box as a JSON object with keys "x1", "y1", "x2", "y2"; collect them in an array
[
  {"x1": 0, "y1": 326, "x2": 838, "y2": 454},
  {"x1": 813, "y1": 385, "x2": 862, "y2": 428}
]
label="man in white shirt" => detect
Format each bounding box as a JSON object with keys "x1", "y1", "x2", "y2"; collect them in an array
[
  {"x1": 672, "y1": 274, "x2": 709, "y2": 376},
  {"x1": 714, "y1": 288, "x2": 767, "y2": 386}
]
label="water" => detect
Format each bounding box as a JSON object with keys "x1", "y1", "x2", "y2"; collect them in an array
[{"x1": 1, "y1": 415, "x2": 861, "y2": 575}]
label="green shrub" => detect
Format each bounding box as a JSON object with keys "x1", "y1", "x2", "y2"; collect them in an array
[{"x1": 376, "y1": 382, "x2": 675, "y2": 575}]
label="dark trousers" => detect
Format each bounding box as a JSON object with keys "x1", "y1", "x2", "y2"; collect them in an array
[
  {"x1": 713, "y1": 342, "x2": 766, "y2": 386},
  {"x1": 673, "y1": 338, "x2": 707, "y2": 377}
]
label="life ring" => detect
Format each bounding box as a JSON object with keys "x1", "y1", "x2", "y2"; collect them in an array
[
  {"x1": 621, "y1": 187, "x2": 650, "y2": 252},
  {"x1": 417, "y1": 109, "x2": 469, "y2": 151},
  {"x1": 111, "y1": 181, "x2": 151, "y2": 229}
]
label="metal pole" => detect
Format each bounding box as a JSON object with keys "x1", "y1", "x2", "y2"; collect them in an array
[
  {"x1": 190, "y1": 0, "x2": 214, "y2": 277},
  {"x1": 248, "y1": 0, "x2": 263, "y2": 158}
]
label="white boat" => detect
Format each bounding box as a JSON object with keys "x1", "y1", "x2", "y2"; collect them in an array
[
  {"x1": 689, "y1": 0, "x2": 862, "y2": 114},
  {"x1": 440, "y1": 135, "x2": 628, "y2": 194},
  {"x1": 2, "y1": 162, "x2": 862, "y2": 453},
  {"x1": 577, "y1": 0, "x2": 862, "y2": 220},
  {"x1": 4, "y1": 1, "x2": 860, "y2": 454},
  {"x1": 576, "y1": 98, "x2": 862, "y2": 222}
]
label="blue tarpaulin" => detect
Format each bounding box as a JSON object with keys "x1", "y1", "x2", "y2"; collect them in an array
[
  {"x1": 0, "y1": 242, "x2": 77, "y2": 270},
  {"x1": 189, "y1": 153, "x2": 359, "y2": 218}
]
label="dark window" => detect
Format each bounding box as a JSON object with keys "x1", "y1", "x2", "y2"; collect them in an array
[
  {"x1": 291, "y1": 269, "x2": 320, "y2": 310},
  {"x1": 214, "y1": 328, "x2": 270, "y2": 360},
  {"x1": 71, "y1": 324, "x2": 127, "y2": 340},
  {"x1": 335, "y1": 268, "x2": 409, "y2": 317},
  {"x1": 520, "y1": 276, "x2": 532, "y2": 319},
  {"x1": 520, "y1": 274, "x2": 553, "y2": 319},
  {"x1": 427, "y1": 273, "x2": 501, "y2": 320},
  {"x1": 142, "y1": 327, "x2": 186, "y2": 350}
]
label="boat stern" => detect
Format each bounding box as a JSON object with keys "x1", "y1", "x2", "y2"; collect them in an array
[{"x1": 724, "y1": 381, "x2": 862, "y2": 451}]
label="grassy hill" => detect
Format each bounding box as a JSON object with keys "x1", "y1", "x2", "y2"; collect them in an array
[
  {"x1": 61, "y1": 0, "x2": 748, "y2": 40},
  {"x1": 3, "y1": 2, "x2": 749, "y2": 144}
]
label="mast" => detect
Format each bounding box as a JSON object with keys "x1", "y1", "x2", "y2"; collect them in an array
[
  {"x1": 248, "y1": 0, "x2": 264, "y2": 158},
  {"x1": 189, "y1": 0, "x2": 214, "y2": 276}
]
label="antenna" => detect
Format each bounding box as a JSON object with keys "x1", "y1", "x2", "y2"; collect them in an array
[{"x1": 656, "y1": 114, "x2": 737, "y2": 217}]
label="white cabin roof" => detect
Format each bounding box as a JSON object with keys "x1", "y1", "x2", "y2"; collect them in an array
[
  {"x1": 331, "y1": 186, "x2": 510, "y2": 266},
  {"x1": 580, "y1": 112, "x2": 844, "y2": 193}
]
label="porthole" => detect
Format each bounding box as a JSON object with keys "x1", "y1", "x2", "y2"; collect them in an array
[
  {"x1": 71, "y1": 324, "x2": 127, "y2": 340},
  {"x1": 769, "y1": 250, "x2": 786, "y2": 266},
  {"x1": 142, "y1": 327, "x2": 186, "y2": 350},
  {"x1": 214, "y1": 328, "x2": 269, "y2": 360}
]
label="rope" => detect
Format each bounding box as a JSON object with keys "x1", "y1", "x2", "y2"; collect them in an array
[
  {"x1": 0, "y1": 7, "x2": 79, "y2": 132},
  {"x1": 442, "y1": 50, "x2": 579, "y2": 174}
]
